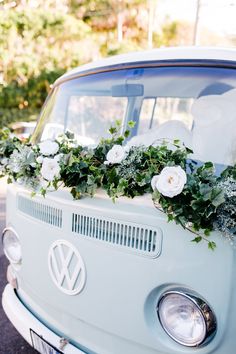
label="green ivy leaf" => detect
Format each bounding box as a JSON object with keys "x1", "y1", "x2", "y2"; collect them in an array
[
  {"x1": 127, "y1": 120, "x2": 136, "y2": 128},
  {"x1": 109, "y1": 126, "x2": 117, "y2": 135},
  {"x1": 186, "y1": 147, "x2": 193, "y2": 154},
  {"x1": 200, "y1": 184, "x2": 212, "y2": 200},
  {"x1": 67, "y1": 153, "x2": 78, "y2": 167},
  {"x1": 167, "y1": 214, "x2": 174, "y2": 222},
  {"x1": 40, "y1": 188, "x2": 46, "y2": 197},
  {"x1": 192, "y1": 236, "x2": 202, "y2": 243},
  {"x1": 208, "y1": 241, "x2": 216, "y2": 251},
  {"x1": 7, "y1": 176, "x2": 12, "y2": 184},
  {"x1": 211, "y1": 188, "x2": 225, "y2": 207},
  {"x1": 124, "y1": 130, "x2": 130, "y2": 138},
  {"x1": 71, "y1": 187, "x2": 80, "y2": 199},
  {"x1": 115, "y1": 120, "x2": 122, "y2": 127},
  {"x1": 204, "y1": 229, "x2": 211, "y2": 236},
  {"x1": 65, "y1": 131, "x2": 75, "y2": 140}
]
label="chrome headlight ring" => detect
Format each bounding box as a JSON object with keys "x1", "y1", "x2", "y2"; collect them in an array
[
  {"x1": 2, "y1": 227, "x2": 22, "y2": 264},
  {"x1": 157, "y1": 290, "x2": 217, "y2": 347}
]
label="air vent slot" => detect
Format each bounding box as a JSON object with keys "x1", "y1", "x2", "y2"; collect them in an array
[
  {"x1": 18, "y1": 195, "x2": 62, "y2": 228},
  {"x1": 72, "y1": 213, "x2": 161, "y2": 257}
]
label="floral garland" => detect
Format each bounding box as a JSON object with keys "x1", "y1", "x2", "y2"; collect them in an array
[{"x1": 0, "y1": 122, "x2": 235, "y2": 250}]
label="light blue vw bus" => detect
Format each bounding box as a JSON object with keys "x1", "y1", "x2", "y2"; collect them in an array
[{"x1": 2, "y1": 47, "x2": 236, "y2": 354}]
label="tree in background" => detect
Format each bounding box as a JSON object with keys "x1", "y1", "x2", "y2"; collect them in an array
[
  {"x1": 1, "y1": 0, "x2": 231, "y2": 128},
  {"x1": 70, "y1": 0, "x2": 150, "y2": 55},
  {"x1": 0, "y1": 1, "x2": 92, "y2": 127}
]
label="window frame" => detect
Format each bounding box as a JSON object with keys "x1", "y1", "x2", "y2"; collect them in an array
[{"x1": 31, "y1": 59, "x2": 236, "y2": 145}]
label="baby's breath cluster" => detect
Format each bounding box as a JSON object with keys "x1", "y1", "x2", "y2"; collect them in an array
[{"x1": 214, "y1": 178, "x2": 236, "y2": 242}]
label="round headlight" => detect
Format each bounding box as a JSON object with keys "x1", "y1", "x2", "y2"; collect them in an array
[
  {"x1": 158, "y1": 291, "x2": 216, "y2": 347},
  {"x1": 2, "y1": 228, "x2": 22, "y2": 264}
]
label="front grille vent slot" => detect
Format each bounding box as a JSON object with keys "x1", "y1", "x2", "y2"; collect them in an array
[
  {"x1": 72, "y1": 213, "x2": 161, "y2": 257},
  {"x1": 18, "y1": 195, "x2": 62, "y2": 228}
]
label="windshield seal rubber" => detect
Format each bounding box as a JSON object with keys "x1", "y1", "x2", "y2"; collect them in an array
[{"x1": 54, "y1": 59, "x2": 236, "y2": 88}]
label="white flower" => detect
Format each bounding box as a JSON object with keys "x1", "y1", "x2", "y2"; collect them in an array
[
  {"x1": 54, "y1": 154, "x2": 64, "y2": 162},
  {"x1": 151, "y1": 175, "x2": 159, "y2": 191},
  {"x1": 1, "y1": 157, "x2": 9, "y2": 166},
  {"x1": 16, "y1": 177, "x2": 25, "y2": 185},
  {"x1": 39, "y1": 140, "x2": 59, "y2": 156},
  {"x1": 36, "y1": 156, "x2": 44, "y2": 164},
  {"x1": 124, "y1": 145, "x2": 130, "y2": 153},
  {"x1": 105, "y1": 145, "x2": 127, "y2": 165},
  {"x1": 41, "y1": 157, "x2": 60, "y2": 181},
  {"x1": 152, "y1": 166, "x2": 187, "y2": 198}
]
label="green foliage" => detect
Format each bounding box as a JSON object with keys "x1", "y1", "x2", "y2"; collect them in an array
[
  {"x1": 0, "y1": 69, "x2": 64, "y2": 128},
  {"x1": 104, "y1": 39, "x2": 143, "y2": 57},
  {"x1": 0, "y1": 67, "x2": 63, "y2": 107},
  {"x1": 0, "y1": 8, "x2": 90, "y2": 80},
  {"x1": 0, "y1": 107, "x2": 38, "y2": 128},
  {"x1": 153, "y1": 21, "x2": 179, "y2": 47},
  {"x1": 156, "y1": 162, "x2": 225, "y2": 246},
  {"x1": 0, "y1": 7, "x2": 90, "y2": 127},
  {"x1": 1, "y1": 122, "x2": 235, "y2": 250},
  {"x1": 0, "y1": 2, "x2": 186, "y2": 128}
]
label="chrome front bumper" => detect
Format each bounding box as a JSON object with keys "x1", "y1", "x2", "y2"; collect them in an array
[{"x1": 2, "y1": 284, "x2": 86, "y2": 354}]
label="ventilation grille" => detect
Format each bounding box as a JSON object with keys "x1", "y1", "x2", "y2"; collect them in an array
[
  {"x1": 72, "y1": 213, "x2": 161, "y2": 257},
  {"x1": 18, "y1": 195, "x2": 62, "y2": 228}
]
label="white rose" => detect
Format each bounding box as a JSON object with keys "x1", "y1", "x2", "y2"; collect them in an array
[
  {"x1": 1, "y1": 157, "x2": 9, "y2": 166},
  {"x1": 152, "y1": 166, "x2": 187, "y2": 198},
  {"x1": 41, "y1": 157, "x2": 60, "y2": 181},
  {"x1": 16, "y1": 177, "x2": 24, "y2": 185},
  {"x1": 151, "y1": 175, "x2": 159, "y2": 191},
  {"x1": 36, "y1": 156, "x2": 44, "y2": 164},
  {"x1": 39, "y1": 140, "x2": 59, "y2": 156},
  {"x1": 54, "y1": 154, "x2": 64, "y2": 162},
  {"x1": 105, "y1": 145, "x2": 127, "y2": 164}
]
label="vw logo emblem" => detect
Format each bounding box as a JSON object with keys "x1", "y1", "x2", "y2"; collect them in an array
[{"x1": 48, "y1": 240, "x2": 86, "y2": 296}]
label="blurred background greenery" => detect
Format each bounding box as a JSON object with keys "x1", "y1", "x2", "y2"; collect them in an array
[{"x1": 0, "y1": 0, "x2": 235, "y2": 128}]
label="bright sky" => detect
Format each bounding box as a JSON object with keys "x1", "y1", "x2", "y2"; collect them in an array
[{"x1": 158, "y1": 0, "x2": 236, "y2": 36}]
